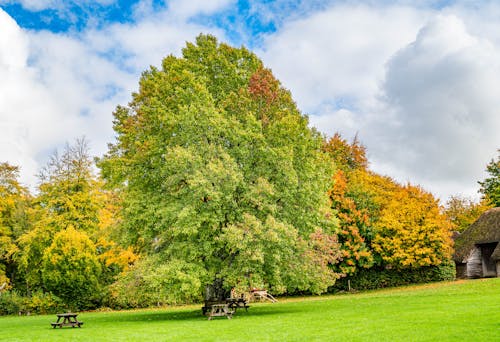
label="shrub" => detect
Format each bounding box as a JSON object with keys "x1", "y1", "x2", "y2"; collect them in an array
[
  {"x1": 26, "y1": 291, "x2": 64, "y2": 314},
  {"x1": 0, "y1": 291, "x2": 25, "y2": 315},
  {"x1": 330, "y1": 262, "x2": 456, "y2": 292},
  {"x1": 41, "y1": 227, "x2": 102, "y2": 310},
  {"x1": 0, "y1": 290, "x2": 68, "y2": 315},
  {"x1": 106, "y1": 257, "x2": 204, "y2": 309}
]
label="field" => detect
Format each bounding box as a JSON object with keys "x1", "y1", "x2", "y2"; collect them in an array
[{"x1": 0, "y1": 278, "x2": 499, "y2": 341}]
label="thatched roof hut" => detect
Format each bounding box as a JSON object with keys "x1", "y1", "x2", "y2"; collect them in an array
[{"x1": 454, "y1": 207, "x2": 500, "y2": 278}]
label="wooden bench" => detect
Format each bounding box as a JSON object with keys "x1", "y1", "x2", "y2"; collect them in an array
[
  {"x1": 226, "y1": 297, "x2": 250, "y2": 311},
  {"x1": 51, "y1": 321, "x2": 84, "y2": 328},
  {"x1": 51, "y1": 313, "x2": 83, "y2": 328},
  {"x1": 202, "y1": 300, "x2": 220, "y2": 315},
  {"x1": 250, "y1": 289, "x2": 277, "y2": 303},
  {"x1": 207, "y1": 304, "x2": 234, "y2": 320},
  {"x1": 202, "y1": 297, "x2": 249, "y2": 315}
]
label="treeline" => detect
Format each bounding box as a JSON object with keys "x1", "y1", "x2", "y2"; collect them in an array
[
  {"x1": 0, "y1": 35, "x2": 497, "y2": 314},
  {"x1": 0, "y1": 141, "x2": 137, "y2": 314}
]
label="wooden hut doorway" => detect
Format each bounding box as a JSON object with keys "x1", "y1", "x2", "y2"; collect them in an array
[{"x1": 478, "y1": 242, "x2": 498, "y2": 277}]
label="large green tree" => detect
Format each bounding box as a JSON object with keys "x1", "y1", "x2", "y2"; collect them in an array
[
  {"x1": 479, "y1": 150, "x2": 500, "y2": 207},
  {"x1": 100, "y1": 34, "x2": 341, "y2": 301}
]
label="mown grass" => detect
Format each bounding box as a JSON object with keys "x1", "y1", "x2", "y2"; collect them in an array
[{"x1": 0, "y1": 278, "x2": 499, "y2": 341}]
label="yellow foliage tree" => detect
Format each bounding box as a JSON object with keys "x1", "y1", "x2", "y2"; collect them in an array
[
  {"x1": 41, "y1": 226, "x2": 101, "y2": 308},
  {"x1": 444, "y1": 196, "x2": 492, "y2": 232},
  {"x1": 16, "y1": 139, "x2": 138, "y2": 301},
  {"x1": 0, "y1": 162, "x2": 30, "y2": 288},
  {"x1": 372, "y1": 185, "x2": 453, "y2": 268}
]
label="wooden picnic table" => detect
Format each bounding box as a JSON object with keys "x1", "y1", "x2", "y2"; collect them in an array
[
  {"x1": 207, "y1": 303, "x2": 234, "y2": 320},
  {"x1": 51, "y1": 313, "x2": 84, "y2": 328},
  {"x1": 226, "y1": 297, "x2": 250, "y2": 311},
  {"x1": 202, "y1": 296, "x2": 249, "y2": 315}
]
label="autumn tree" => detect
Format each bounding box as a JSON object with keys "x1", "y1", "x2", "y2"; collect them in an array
[
  {"x1": 16, "y1": 138, "x2": 135, "y2": 306},
  {"x1": 16, "y1": 138, "x2": 101, "y2": 292},
  {"x1": 323, "y1": 133, "x2": 368, "y2": 172},
  {"x1": 99, "y1": 34, "x2": 341, "y2": 301},
  {"x1": 444, "y1": 196, "x2": 492, "y2": 232},
  {"x1": 337, "y1": 165, "x2": 454, "y2": 270},
  {"x1": 323, "y1": 135, "x2": 373, "y2": 275},
  {"x1": 0, "y1": 163, "x2": 30, "y2": 288},
  {"x1": 36, "y1": 137, "x2": 101, "y2": 234},
  {"x1": 372, "y1": 184, "x2": 453, "y2": 269},
  {"x1": 479, "y1": 150, "x2": 500, "y2": 207},
  {"x1": 41, "y1": 226, "x2": 102, "y2": 309},
  {"x1": 327, "y1": 170, "x2": 373, "y2": 275}
]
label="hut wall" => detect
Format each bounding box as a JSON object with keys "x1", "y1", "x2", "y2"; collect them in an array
[
  {"x1": 466, "y1": 247, "x2": 483, "y2": 278},
  {"x1": 455, "y1": 263, "x2": 467, "y2": 279},
  {"x1": 480, "y1": 243, "x2": 498, "y2": 277},
  {"x1": 497, "y1": 261, "x2": 500, "y2": 277}
]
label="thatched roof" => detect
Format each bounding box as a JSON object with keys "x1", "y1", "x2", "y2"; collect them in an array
[{"x1": 453, "y1": 207, "x2": 500, "y2": 262}]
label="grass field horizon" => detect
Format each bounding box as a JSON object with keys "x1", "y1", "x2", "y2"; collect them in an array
[{"x1": 1, "y1": 278, "x2": 499, "y2": 341}]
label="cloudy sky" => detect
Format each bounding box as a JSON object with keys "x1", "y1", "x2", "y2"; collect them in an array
[{"x1": 0, "y1": 0, "x2": 499, "y2": 202}]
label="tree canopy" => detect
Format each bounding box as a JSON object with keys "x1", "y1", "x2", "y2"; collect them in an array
[
  {"x1": 0, "y1": 163, "x2": 30, "y2": 288},
  {"x1": 14, "y1": 138, "x2": 135, "y2": 309},
  {"x1": 479, "y1": 150, "x2": 500, "y2": 207},
  {"x1": 99, "y1": 34, "x2": 341, "y2": 299},
  {"x1": 444, "y1": 196, "x2": 492, "y2": 233}
]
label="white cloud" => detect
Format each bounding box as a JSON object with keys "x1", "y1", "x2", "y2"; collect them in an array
[
  {"x1": 168, "y1": 0, "x2": 234, "y2": 19},
  {"x1": 259, "y1": 4, "x2": 427, "y2": 112},
  {"x1": 0, "y1": 9, "x2": 27, "y2": 67},
  {"x1": 372, "y1": 15, "x2": 500, "y2": 200},
  {"x1": 259, "y1": 4, "x2": 500, "y2": 201},
  {"x1": 0, "y1": 8, "x2": 59, "y2": 187},
  {"x1": 1, "y1": 2, "x2": 500, "y2": 202},
  {"x1": 0, "y1": 5, "x2": 227, "y2": 189}
]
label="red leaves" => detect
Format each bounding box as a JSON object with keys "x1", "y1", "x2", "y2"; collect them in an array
[
  {"x1": 329, "y1": 170, "x2": 373, "y2": 275},
  {"x1": 248, "y1": 67, "x2": 280, "y2": 105}
]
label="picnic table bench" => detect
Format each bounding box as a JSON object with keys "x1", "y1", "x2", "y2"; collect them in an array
[
  {"x1": 51, "y1": 313, "x2": 84, "y2": 328},
  {"x1": 206, "y1": 303, "x2": 234, "y2": 320},
  {"x1": 202, "y1": 296, "x2": 249, "y2": 315},
  {"x1": 202, "y1": 281, "x2": 250, "y2": 319},
  {"x1": 226, "y1": 297, "x2": 250, "y2": 311}
]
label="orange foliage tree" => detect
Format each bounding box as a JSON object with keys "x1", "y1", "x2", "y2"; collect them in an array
[
  {"x1": 328, "y1": 170, "x2": 373, "y2": 275},
  {"x1": 324, "y1": 133, "x2": 453, "y2": 272},
  {"x1": 324, "y1": 134, "x2": 373, "y2": 275}
]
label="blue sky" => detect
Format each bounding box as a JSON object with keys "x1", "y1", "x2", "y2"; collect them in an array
[
  {"x1": 0, "y1": 0, "x2": 291, "y2": 43},
  {"x1": 0, "y1": 0, "x2": 499, "y2": 201},
  {"x1": 1, "y1": 1, "x2": 139, "y2": 32}
]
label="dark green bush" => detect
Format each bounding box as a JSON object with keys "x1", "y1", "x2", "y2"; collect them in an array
[
  {"x1": 330, "y1": 261, "x2": 456, "y2": 292},
  {"x1": 0, "y1": 291, "x2": 68, "y2": 315},
  {"x1": 26, "y1": 291, "x2": 64, "y2": 314},
  {"x1": 0, "y1": 291, "x2": 25, "y2": 315}
]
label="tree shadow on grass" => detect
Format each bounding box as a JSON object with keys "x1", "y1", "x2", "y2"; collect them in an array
[
  {"x1": 90, "y1": 310, "x2": 202, "y2": 323},
  {"x1": 88, "y1": 304, "x2": 302, "y2": 324}
]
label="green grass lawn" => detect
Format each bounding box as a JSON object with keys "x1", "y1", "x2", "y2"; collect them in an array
[{"x1": 1, "y1": 278, "x2": 499, "y2": 341}]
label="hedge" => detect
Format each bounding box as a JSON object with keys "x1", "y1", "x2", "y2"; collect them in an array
[{"x1": 330, "y1": 262, "x2": 456, "y2": 292}]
